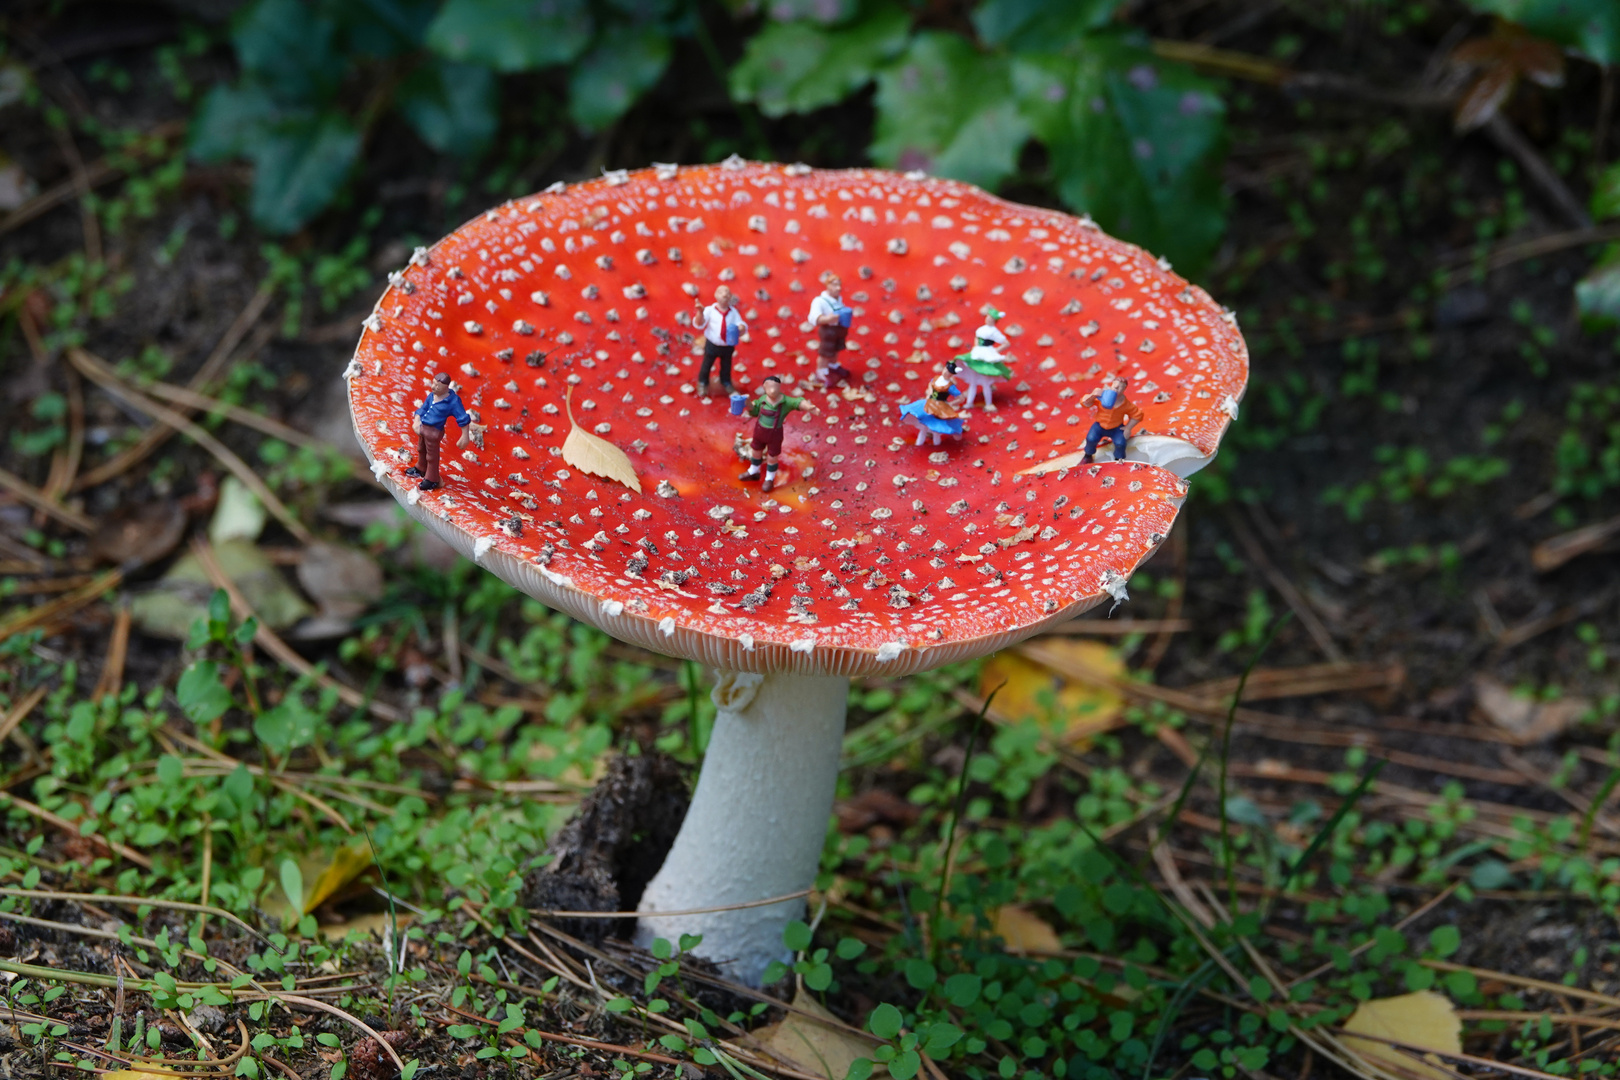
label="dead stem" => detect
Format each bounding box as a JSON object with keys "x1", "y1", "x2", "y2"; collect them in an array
[
  {"x1": 72, "y1": 281, "x2": 275, "y2": 491},
  {"x1": 69, "y1": 349, "x2": 312, "y2": 543}
]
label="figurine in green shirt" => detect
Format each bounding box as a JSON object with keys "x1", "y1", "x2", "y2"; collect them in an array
[{"x1": 739, "y1": 375, "x2": 817, "y2": 493}]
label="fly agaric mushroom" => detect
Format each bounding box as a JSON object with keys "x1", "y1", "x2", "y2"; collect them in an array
[{"x1": 346, "y1": 161, "x2": 1248, "y2": 985}]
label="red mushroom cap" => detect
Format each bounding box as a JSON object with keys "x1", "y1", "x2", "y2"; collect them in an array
[{"x1": 347, "y1": 161, "x2": 1247, "y2": 677}]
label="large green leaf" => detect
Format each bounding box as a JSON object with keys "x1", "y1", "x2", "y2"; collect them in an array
[
  {"x1": 399, "y1": 59, "x2": 498, "y2": 154},
  {"x1": 190, "y1": 83, "x2": 281, "y2": 163},
  {"x1": 972, "y1": 0, "x2": 1124, "y2": 51},
  {"x1": 177, "y1": 661, "x2": 232, "y2": 726},
  {"x1": 232, "y1": 0, "x2": 341, "y2": 104},
  {"x1": 1464, "y1": 0, "x2": 1619, "y2": 64},
  {"x1": 255, "y1": 694, "x2": 320, "y2": 758},
  {"x1": 249, "y1": 113, "x2": 362, "y2": 235},
  {"x1": 567, "y1": 24, "x2": 673, "y2": 131},
  {"x1": 426, "y1": 0, "x2": 593, "y2": 72},
  {"x1": 731, "y1": 3, "x2": 910, "y2": 117},
  {"x1": 762, "y1": 0, "x2": 858, "y2": 23},
  {"x1": 342, "y1": 0, "x2": 441, "y2": 54},
  {"x1": 871, "y1": 31, "x2": 1030, "y2": 191},
  {"x1": 1576, "y1": 248, "x2": 1620, "y2": 330},
  {"x1": 1593, "y1": 161, "x2": 1620, "y2": 221},
  {"x1": 1013, "y1": 36, "x2": 1227, "y2": 277}
]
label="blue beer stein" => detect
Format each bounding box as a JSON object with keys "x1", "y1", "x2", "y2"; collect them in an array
[{"x1": 729, "y1": 392, "x2": 747, "y2": 416}]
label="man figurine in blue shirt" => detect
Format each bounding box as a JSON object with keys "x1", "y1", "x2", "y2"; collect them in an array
[{"x1": 406, "y1": 372, "x2": 472, "y2": 491}]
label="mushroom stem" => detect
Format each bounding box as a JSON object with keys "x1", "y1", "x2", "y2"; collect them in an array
[{"x1": 634, "y1": 669, "x2": 849, "y2": 986}]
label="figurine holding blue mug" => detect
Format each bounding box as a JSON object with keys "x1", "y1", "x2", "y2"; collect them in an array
[
  {"x1": 1079, "y1": 373, "x2": 1144, "y2": 464},
  {"x1": 809, "y1": 271, "x2": 853, "y2": 389},
  {"x1": 696, "y1": 285, "x2": 747, "y2": 398}
]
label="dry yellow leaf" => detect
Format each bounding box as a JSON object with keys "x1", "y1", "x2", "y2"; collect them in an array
[
  {"x1": 1341, "y1": 990, "x2": 1462, "y2": 1080},
  {"x1": 303, "y1": 836, "x2": 376, "y2": 914},
  {"x1": 562, "y1": 387, "x2": 641, "y2": 493},
  {"x1": 259, "y1": 838, "x2": 376, "y2": 926},
  {"x1": 102, "y1": 1072, "x2": 183, "y2": 1080},
  {"x1": 992, "y1": 905, "x2": 1063, "y2": 955},
  {"x1": 981, "y1": 639, "x2": 1125, "y2": 746},
  {"x1": 752, "y1": 987, "x2": 873, "y2": 1079}
]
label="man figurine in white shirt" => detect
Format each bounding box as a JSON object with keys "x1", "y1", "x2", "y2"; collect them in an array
[
  {"x1": 807, "y1": 271, "x2": 852, "y2": 388},
  {"x1": 694, "y1": 285, "x2": 747, "y2": 397}
]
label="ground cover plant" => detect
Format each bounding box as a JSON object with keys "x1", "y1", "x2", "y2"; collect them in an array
[{"x1": 1, "y1": 0, "x2": 1620, "y2": 1078}]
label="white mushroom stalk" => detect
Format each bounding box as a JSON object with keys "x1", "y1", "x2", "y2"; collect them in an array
[{"x1": 633, "y1": 671, "x2": 848, "y2": 986}]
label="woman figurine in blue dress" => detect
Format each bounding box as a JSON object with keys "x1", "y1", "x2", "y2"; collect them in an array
[{"x1": 900, "y1": 361, "x2": 966, "y2": 446}]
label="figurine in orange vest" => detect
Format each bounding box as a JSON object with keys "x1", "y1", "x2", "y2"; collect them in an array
[{"x1": 1079, "y1": 374, "x2": 1143, "y2": 464}]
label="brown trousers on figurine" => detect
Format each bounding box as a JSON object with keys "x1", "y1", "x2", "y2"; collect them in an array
[
  {"x1": 817, "y1": 322, "x2": 848, "y2": 361},
  {"x1": 416, "y1": 423, "x2": 445, "y2": 484}
]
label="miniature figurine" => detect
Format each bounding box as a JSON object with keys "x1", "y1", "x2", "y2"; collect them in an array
[
  {"x1": 807, "y1": 272, "x2": 853, "y2": 388},
  {"x1": 739, "y1": 374, "x2": 817, "y2": 493},
  {"x1": 695, "y1": 285, "x2": 748, "y2": 398},
  {"x1": 900, "y1": 360, "x2": 966, "y2": 446},
  {"x1": 957, "y1": 340, "x2": 1013, "y2": 411},
  {"x1": 406, "y1": 372, "x2": 473, "y2": 491},
  {"x1": 975, "y1": 308, "x2": 1009, "y2": 351},
  {"x1": 1079, "y1": 373, "x2": 1143, "y2": 464}
]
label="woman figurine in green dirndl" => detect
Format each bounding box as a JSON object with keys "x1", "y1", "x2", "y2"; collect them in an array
[{"x1": 957, "y1": 307, "x2": 1013, "y2": 410}]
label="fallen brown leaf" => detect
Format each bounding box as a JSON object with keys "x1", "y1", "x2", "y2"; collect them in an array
[
  {"x1": 1472, "y1": 675, "x2": 1589, "y2": 745},
  {"x1": 89, "y1": 500, "x2": 186, "y2": 571},
  {"x1": 752, "y1": 988, "x2": 872, "y2": 1080},
  {"x1": 982, "y1": 639, "x2": 1125, "y2": 746},
  {"x1": 1448, "y1": 22, "x2": 1564, "y2": 131},
  {"x1": 992, "y1": 905, "x2": 1064, "y2": 955}
]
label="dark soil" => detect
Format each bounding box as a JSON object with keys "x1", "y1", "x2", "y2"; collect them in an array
[{"x1": 523, "y1": 752, "x2": 691, "y2": 944}]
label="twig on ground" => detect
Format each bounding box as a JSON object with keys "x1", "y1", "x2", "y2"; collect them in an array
[
  {"x1": 1287, "y1": 883, "x2": 1461, "y2": 987},
  {"x1": 1483, "y1": 113, "x2": 1593, "y2": 231},
  {"x1": 0, "y1": 569, "x2": 118, "y2": 647},
  {"x1": 40, "y1": 361, "x2": 85, "y2": 508},
  {"x1": 1183, "y1": 661, "x2": 1403, "y2": 704},
  {"x1": 72, "y1": 283, "x2": 275, "y2": 491},
  {"x1": 1499, "y1": 750, "x2": 1620, "y2": 840},
  {"x1": 69, "y1": 348, "x2": 313, "y2": 543},
  {"x1": 1223, "y1": 506, "x2": 1344, "y2": 661},
  {"x1": 1151, "y1": 39, "x2": 1290, "y2": 83},
  {"x1": 276, "y1": 995, "x2": 407, "y2": 1072},
  {"x1": 139, "y1": 378, "x2": 356, "y2": 464},
  {"x1": 1144, "y1": 521, "x2": 1190, "y2": 671},
  {"x1": 0, "y1": 120, "x2": 184, "y2": 238},
  {"x1": 1531, "y1": 514, "x2": 1620, "y2": 572},
  {"x1": 0, "y1": 887, "x2": 272, "y2": 947},
  {"x1": 0, "y1": 790, "x2": 152, "y2": 867},
  {"x1": 0, "y1": 466, "x2": 95, "y2": 533},
  {"x1": 93, "y1": 599, "x2": 131, "y2": 702},
  {"x1": 0, "y1": 687, "x2": 48, "y2": 749},
  {"x1": 1493, "y1": 587, "x2": 1618, "y2": 651},
  {"x1": 1014, "y1": 640, "x2": 1533, "y2": 784},
  {"x1": 440, "y1": 1003, "x2": 686, "y2": 1068},
  {"x1": 531, "y1": 888, "x2": 811, "y2": 920},
  {"x1": 1443, "y1": 221, "x2": 1620, "y2": 278},
  {"x1": 1332, "y1": 1025, "x2": 1573, "y2": 1080}
]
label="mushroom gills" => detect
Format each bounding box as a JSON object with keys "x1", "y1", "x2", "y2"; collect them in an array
[
  {"x1": 1115, "y1": 433, "x2": 1217, "y2": 478},
  {"x1": 1019, "y1": 433, "x2": 1217, "y2": 480},
  {"x1": 634, "y1": 670, "x2": 849, "y2": 986}
]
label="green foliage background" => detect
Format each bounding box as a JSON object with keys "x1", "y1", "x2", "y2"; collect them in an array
[{"x1": 191, "y1": 0, "x2": 1233, "y2": 276}]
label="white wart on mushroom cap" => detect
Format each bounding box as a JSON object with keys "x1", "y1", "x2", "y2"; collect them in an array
[{"x1": 347, "y1": 163, "x2": 1248, "y2": 676}]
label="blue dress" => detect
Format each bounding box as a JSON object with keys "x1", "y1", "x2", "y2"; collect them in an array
[{"x1": 900, "y1": 381, "x2": 964, "y2": 436}]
